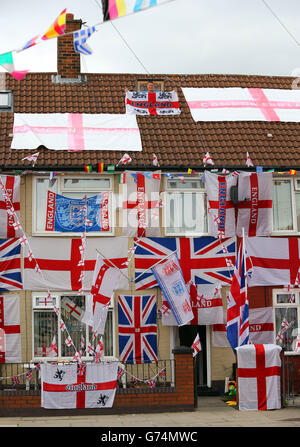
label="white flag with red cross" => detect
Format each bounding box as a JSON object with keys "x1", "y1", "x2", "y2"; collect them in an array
[
  {"x1": 236, "y1": 344, "x2": 282, "y2": 411},
  {"x1": 205, "y1": 171, "x2": 237, "y2": 238},
  {"x1": 191, "y1": 333, "x2": 202, "y2": 357},
  {"x1": 0, "y1": 294, "x2": 21, "y2": 363},
  {"x1": 0, "y1": 175, "x2": 22, "y2": 239},
  {"x1": 41, "y1": 361, "x2": 118, "y2": 409},
  {"x1": 237, "y1": 172, "x2": 273, "y2": 237},
  {"x1": 61, "y1": 297, "x2": 84, "y2": 321},
  {"x1": 189, "y1": 283, "x2": 224, "y2": 326},
  {"x1": 121, "y1": 171, "x2": 161, "y2": 237},
  {"x1": 249, "y1": 307, "x2": 275, "y2": 345},
  {"x1": 246, "y1": 237, "x2": 300, "y2": 287},
  {"x1": 11, "y1": 113, "x2": 142, "y2": 152},
  {"x1": 23, "y1": 237, "x2": 129, "y2": 291},
  {"x1": 82, "y1": 254, "x2": 125, "y2": 335}
]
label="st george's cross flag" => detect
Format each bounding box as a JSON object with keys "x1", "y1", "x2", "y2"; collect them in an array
[
  {"x1": 181, "y1": 87, "x2": 300, "y2": 122},
  {"x1": 134, "y1": 236, "x2": 236, "y2": 290},
  {"x1": 249, "y1": 307, "x2": 275, "y2": 345},
  {"x1": 0, "y1": 295, "x2": 21, "y2": 363},
  {"x1": 152, "y1": 253, "x2": 194, "y2": 326},
  {"x1": 23, "y1": 237, "x2": 128, "y2": 291},
  {"x1": 246, "y1": 237, "x2": 300, "y2": 287},
  {"x1": 82, "y1": 254, "x2": 126, "y2": 335},
  {"x1": 41, "y1": 361, "x2": 119, "y2": 409},
  {"x1": 191, "y1": 333, "x2": 202, "y2": 357},
  {"x1": 227, "y1": 237, "x2": 249, "y2": 351},
  {"x1": 237, "y1": 172, "x2": 273, "y2": 237},
  {"x1": 121, "y1": 171, "x2": 161, "y2": 237},
  {"x1": 11, "y1": 113, "x2": 142, "y2": 152},
  {"x1": 125, "y1": 90, "x2": 181, "y2": 116},
  {"x1": 189, "y1": 283, "x2": 224, "y2": 326},
  {"x1": 236, "y1": 344, "x2": 282, "y2": 411},
  {"x1": 45, "y1": 191, "x2": 110, "y2": 233},
  {"x1": 205, "y1": 171, "x2": 237, "y2": 238},
  {"x1": 118, "y1": 294, "x2": 158, "y2": 364},
  {"x1": 0, "y1": 175, "x2": 22, "y2": 238},
  {"x1": 0, "y1": 239, "x2": 22, "y2": 292},
  {"x1": 61, "y1": 297, "x2": 84, "y2": 322}
]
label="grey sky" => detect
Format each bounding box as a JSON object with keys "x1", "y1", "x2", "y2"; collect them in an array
[{"x1": 0, "y1": 0, "x2": 300, "y2": 76}]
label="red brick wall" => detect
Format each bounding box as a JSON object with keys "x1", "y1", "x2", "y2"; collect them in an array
[
  {"x1": 57, "y1": 13, "x2": 82, "y2": 78},
  {"x1": 0, "y1": 349, "x2": 195, "y2": 411}
]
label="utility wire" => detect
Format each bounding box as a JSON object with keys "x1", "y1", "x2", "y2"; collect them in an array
[{"x1": 261, "y1": 0, "x2": 300, "y2": 48}]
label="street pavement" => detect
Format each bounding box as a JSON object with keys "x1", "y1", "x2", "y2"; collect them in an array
[{"x1": 0, "y1": 396, "x2": 299, "y2": 428}]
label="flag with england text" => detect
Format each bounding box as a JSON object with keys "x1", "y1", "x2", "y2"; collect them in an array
[
  {"x1": 45, "y1": 191, "x2": 110, "y2": 233},
  {"x1": 0, "y1": 294, "x2": 21, "y2": 363},
  {"x1": 125, "y1": 90, "x2": 181, "y2": 116},
  {"x1": 237, "y1": 172, "x2": 273, "y2": 237},
  {"x1": 0, "y1": 175, "x2": 22, "y2": 238},
  {"x1": 23, "y1": 237, "x2": 128, "y2": 291},
  {"x1": 134, "y1": 236, "x2": 236, "y2": 290},
  {"x1": 41, "y1": 362, "x2": 118, "y2": 409},
  {"x1": 122, "y1": 171, "x2": 161, "y2": 237},
  {"x1": 0, "y1": 239, "x2": 22, "y2": 292},
  {"x1": 118, "y1": 295, "x2": 158, "y2": 364},
  {"x1": 205, "y1": 171, "x2": 237, "y2": 238},
  {"x1": 226, "y1": 237, "x2": 249, "y2": 351},
  {"x1": 182, "y1": 87, "x2": 300, "y2": 122}
]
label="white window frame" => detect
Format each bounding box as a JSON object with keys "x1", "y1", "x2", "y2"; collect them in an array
[
  {"x1": 32, "y1": 174, "x2": 115, "y2": 236},
  {"x1": 31, "y1": 292, "x2": 117, "y2": 361},
  {"x1": 272, "y1": 288, "x2": 300, "y2": 353},
  {"x1": 271, "y1": 177, "x2": 299, "y2": 235},
  {"x1": 163, "y1": 175, "x2": 208, "y2": 237}
]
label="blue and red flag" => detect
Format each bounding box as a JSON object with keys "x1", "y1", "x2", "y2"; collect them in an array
[
  {"x1": 0, "y1": 238, "x2": 22, "y2": 292},
  {"x1": 226, "y1": 236, "x2": 249, "y2": 351},
  {"x1": 118, "y1": 295, "x2": 158, "y2": 364}
]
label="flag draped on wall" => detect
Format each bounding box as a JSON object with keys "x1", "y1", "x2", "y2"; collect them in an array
[
  {"x1": 11, "y1": 113, "x2": 142, "y2": 152},
  {"x1": 205, "y1": 171, "x2": 237, "y2": 238},
  {"x1": 122, "y1": 171, "x2": 161, "y2": 237},
  {"x1": 23, "y1": 237, "x2": 128, "y2": 291},
  {"x1": 45, "y1": 191, "x2": 110, "y2": 233},
  {"x1": 0, "y1": 175, "x2": 21, "y2": 238},
  {"x1": 41, "y1": 362, "x2": 118, "y2": 409},
  {"x1": 181, "y1": 87, "x2": 300, "y2": 122},
  {"x1": 246, "y1": 237, "x2": 300, "y2": 287},
  {"x1": 236, "y1": 344, "x2": 282, "y2": 411},
  {"x1": 134, "y1": 236, "x2": 236, "y2": 290},
  {"x1": 0, "y1": 295, "x2": 21, "y2": 363},
  {"x1": 189, "y1": 283, "x2": 224, "y2": 325},
  {"x1": 226, "y1": 237, "x2": 249, "y2": 351},
  {"x1": 249, "y1": 307, "x2": 275, "y2": 344},
  {"x1": 152, "y1": 253, "x2": 194, "y2": 326},
  {"x1": 118, "y1": 294, "x2": 158, "y2": 364},
  {"x1": 237, "y1": 172, "x2": 273, "y2": 237},
  {"x1": 125, "y1": 90, "x2": 181, "y2": 116},
  {"x1": 0, "y1": 239, "x2": 22, "y2": 292}
]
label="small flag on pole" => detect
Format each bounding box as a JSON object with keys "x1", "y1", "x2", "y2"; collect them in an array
[
  {"x1": 117, "y1": 153, "x2": 132, "y2": 166},
  {"x1": 153, "y1": 153, "x2": 159, "y2": 167},
  {"x1": 246, "y1": 151, "x2": 254, "y2": 167},
  {"x1": 203, "y1": 152, "x2": 214, "y2": 166},
  {"x1": 22, "y1": 152, "x2": 39, "y2": 166},
  {"x1": 191, "y1": 333, "x2": 202, "y2": 357}
]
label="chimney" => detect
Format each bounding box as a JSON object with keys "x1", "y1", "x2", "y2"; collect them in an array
[{"x1": 57, "y1": 13, "x2": 82, "y2": 79}]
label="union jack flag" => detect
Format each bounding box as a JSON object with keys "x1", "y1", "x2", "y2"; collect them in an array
[
  {"x1": 226, "y1": 237, "x2": 249, "y2": 351},
  {"x1": 118, "y1": 295, "x2": 158, "y2": 364},
  {"x1": 134, "y1": 237, "x2": 236, "y2": 290},
  {"x1": 0, "y1": 238, "x2": 22, "y2": 292}
]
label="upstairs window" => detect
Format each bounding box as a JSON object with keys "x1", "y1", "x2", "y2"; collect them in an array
[
  {"x1": 136, "y1": 79, "x2": 164, "y2": 92},
  {"x1": 0, "y1": 91, "x2": 13, "y2": 112},
  {"x1": 32, "y1": 175, "x2": 114, "y2": 236},
  {"x1": 272, "y1": 178, "x2": 299, "y2": 233},
  {"x1": 164, "y1": 176, "x2": 208, "y2": 236},
  {"x1": 273, "y1": 289, "x2": 299, "y2": 353}
]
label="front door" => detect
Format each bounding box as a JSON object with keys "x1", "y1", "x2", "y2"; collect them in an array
[{"x1": 179, "y1": 325, "x2": 207, "y2": 391}]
